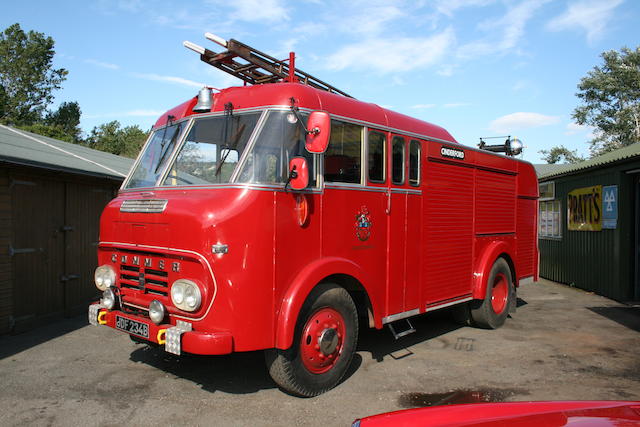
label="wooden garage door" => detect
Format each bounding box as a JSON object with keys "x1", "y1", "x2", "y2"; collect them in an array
[
  {"x1": 64, "y1": 182, "x2": 114, "y2": 314},
  {"x1": 11, "y1": 172, "x2": 116, "y2": 324},
  {"x1": 11, "y1": 175, "x2": 65, "y2": 321}
]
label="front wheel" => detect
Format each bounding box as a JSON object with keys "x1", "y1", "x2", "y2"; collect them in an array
[
  {"x1": 470, "y1": 257, "x2": 515, "y2": 329},
  {"x1": 265, "y1": 283, "x2": 358, "y2": 397}
]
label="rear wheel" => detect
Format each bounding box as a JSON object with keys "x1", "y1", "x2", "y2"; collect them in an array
[
  {"x1": 470, "y1": 258, "x2": 514, "y2": 329},
  {"x1": 265, "y1": 283, "x2": 358, "y2": 397}
]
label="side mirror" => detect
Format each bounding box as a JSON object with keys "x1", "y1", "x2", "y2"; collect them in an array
[
  {"x1": 305, "y1": 111, "x2": 331, "y2": 153},
  {"x1": 288, "y1": 157, "x2": 309, "y2": 190}
]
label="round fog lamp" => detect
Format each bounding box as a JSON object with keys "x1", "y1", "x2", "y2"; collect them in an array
[
  {"x1": 101, "y1": 288, "x2": 116, "y2": 310},
  {"x1": 149, "y1": 300, "x2": 166, "y2": 325}
]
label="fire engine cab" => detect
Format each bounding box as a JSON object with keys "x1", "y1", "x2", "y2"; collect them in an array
[{"x1": 89, "y1": 34, "x2": 539, "y2": 397}]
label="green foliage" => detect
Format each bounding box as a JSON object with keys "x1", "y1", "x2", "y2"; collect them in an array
[
  {"x1": 86, "y1": 121, "x2": 148, "y2": 158},
  {"x1": 46, "y1": 101, "x2": 81, "y2": 142},
  {"x1": 539, "y1": 145, "x2": 585, "y2": 164},
  {"x1": 0, "y1": 23, "x2": 68, "y2": 125},
  {"x1": 573, "y1": 46, "x2": 640, "y2": 156}
]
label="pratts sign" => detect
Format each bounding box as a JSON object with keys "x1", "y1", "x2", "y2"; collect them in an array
[
  {"x1": 568, "y1": 185, "x2": 602, "y2": 231},
  {"x1": 441, "y1": 146, "x2": 465, "y2": 160}
]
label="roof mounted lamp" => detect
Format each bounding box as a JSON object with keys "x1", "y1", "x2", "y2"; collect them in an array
[
  {"x1": 478, "y1": 136, "x2": 523, "y2": 156},
  {"x1": 193, "y1": 87, "x2": 213, "y2": 113}
]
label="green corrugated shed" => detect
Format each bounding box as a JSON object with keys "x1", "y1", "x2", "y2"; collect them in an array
[
  {"x1": 538, "y1": 143, "x2": 640, "y2": 302},
  {"x1": 0, "y1": 125, "x2": 133, "y2": 179}
]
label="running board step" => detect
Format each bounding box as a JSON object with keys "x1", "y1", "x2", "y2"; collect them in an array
[{"x1": 387, "y1": 319, "x2": 416, "y2": 340}]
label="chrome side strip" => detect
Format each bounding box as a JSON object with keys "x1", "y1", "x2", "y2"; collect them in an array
[
  {"x1": 382, "y1": 308, "x2": 420, "y2": 325},
  {"x1": 426, "y1": 296, "x2": 473, "y2": 312}
]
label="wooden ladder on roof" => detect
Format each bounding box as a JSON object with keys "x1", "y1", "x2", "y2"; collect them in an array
[{"x1": 183, "y1": 33, "x2": 353, "y2": 98}]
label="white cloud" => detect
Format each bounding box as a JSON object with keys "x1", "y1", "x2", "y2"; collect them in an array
[
  {"x1": 546, "y1": 0, "x2": 624, "y2": 43},
  {"x1": 458, "y1": 0, "x2": 550, "y2": 58},
  {"x1": 326, "y1": 28, "x2": 454, "y2": 73},
  {"x1": 411, "y1": 104, "x2": 437, "y2": 109},
  {"x1": 434, "y1": 0, "x2": 496, "y2": 17},
  {"x1": 133, "y1": 73, "x2": 205, "y2": 88},
  {"x1": 85, "y1": 59, "x2": 120, "y2": 70},
  {"x1": 565, "y1": 122, "x2": 595, "y2": 136},
  {"x1": 489, "y1": 112, "x2": 560, "y2": 133},
  {"x1": 217, "y1": 0, "x2": 289, "y2": 23},
  {"x1": 341, "y1": 4, "x2": 405, "y2": 36}
]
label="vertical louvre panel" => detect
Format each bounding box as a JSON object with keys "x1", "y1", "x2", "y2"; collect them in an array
[
  {"x1": 516, "y1": 198, "x2": 536, "y2": 278},
  {"x1": 475, "y1": 170, "x2": 516, "y2": 234},
  {"x1": 423, "y1": 161, "x2": 474, "y2": 302}
]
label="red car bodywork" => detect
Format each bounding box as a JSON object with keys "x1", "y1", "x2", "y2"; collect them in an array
[
  {"x1": 354, "y1": 401, "x2": 640, "y2": 427},
  {"x1": 92, "y1": 81, "x2": 539, "y2": 355}
]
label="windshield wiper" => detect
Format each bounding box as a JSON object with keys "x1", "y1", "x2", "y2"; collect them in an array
[
  {"x1": 154, "y1": 123, "x2": 182, "y2": 174},
  {"x1": 214, "y1": 122, "x2": 246, "y2": 176}
]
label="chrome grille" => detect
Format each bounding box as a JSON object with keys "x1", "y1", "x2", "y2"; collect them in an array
[
  {"x1": 120, "y1": 199, "x2": 168, "y2": 213},
  {"x1": 118, "y1": 264, "x2": 169, "y2": 297}
]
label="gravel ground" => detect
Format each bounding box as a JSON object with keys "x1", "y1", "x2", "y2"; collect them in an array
[{"x1": 0, "y1": 278, "x2": 639, "y2": 426}]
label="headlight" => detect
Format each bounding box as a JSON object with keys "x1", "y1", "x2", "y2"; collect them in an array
[
  {"x1": 171, "y1": 279, "x2": 202, "y2": 312},
  {"x1": 149, "y1": 300, "x2": 166, "y2": 324},
  {"x1": 101, "y1": 287, "x2": 116, "y2": 310},
  {"x1": 94, "y1": 265, "x2": 116, "y2": 291}
]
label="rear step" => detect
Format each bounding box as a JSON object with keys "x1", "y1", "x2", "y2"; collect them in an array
[{"x1": 387, "y1": 319, "x2": 416, "y2": 340}]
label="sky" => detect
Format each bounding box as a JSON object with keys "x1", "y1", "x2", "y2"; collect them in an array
[{"x1": 2, "y1": 0, "x2": 638, "y2": 163}]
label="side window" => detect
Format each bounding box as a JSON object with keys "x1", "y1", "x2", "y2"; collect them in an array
[
  {"x1": 324, "y1": 120, "x2": 362, "y2": 184},
  {"x1": 409, "y1": 140, "x2": 421, "y2": 186},
  {"x1": 391, "y1": 136, "x2": 405, "y2": 185},
  {"x1": 368, "y1": 131, "x2": 385, "y2": 183}
]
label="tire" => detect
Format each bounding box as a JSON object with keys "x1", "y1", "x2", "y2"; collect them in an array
[
  {"x1": 265, "y1": 283, "x2": 359, "y2": 397},
  {"x1": 470, "y1": 257, "x2": 515, "y2": 329}
]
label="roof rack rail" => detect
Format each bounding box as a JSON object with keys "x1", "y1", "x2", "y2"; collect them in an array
[{"x1": 183, "y1": 34, "x2": 353, "y2": 99}]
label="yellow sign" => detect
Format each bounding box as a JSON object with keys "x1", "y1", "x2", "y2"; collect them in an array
[{"x1": 568, "y1": 185, "x2": 602, "y2": 231}]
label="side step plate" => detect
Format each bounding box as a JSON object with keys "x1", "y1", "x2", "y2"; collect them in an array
[{"x1": 388, "y1": 319, "x2": 416, "y2": 340}]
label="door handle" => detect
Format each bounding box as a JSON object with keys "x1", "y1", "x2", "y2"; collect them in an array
[{"x1": 385, "y1": 191, "x2": 391, "y2": 215}]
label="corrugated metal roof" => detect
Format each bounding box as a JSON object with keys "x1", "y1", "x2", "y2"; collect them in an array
[
  {"x1": 0, "y1": 124, "x2": 134, "y2": 180},
  {"x1": 537, "y1": 142, "x2": 640, "y2": 180}
]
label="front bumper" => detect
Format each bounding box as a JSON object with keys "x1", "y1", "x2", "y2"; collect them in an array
[{"x1": 88, "y1": 303, "x2": 233, "y2": 356}]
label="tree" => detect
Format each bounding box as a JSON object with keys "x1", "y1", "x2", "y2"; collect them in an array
[
  {"x1": 539, "y1": 146, "x2": 585, "y2": 164},
  {"x1": 0, "y1": 23, "x2": 68, "y2": 125},
  {"x1": 573, "y1": 46, "x2": 640, "y2": 156},
  {"x1": 86, "y1": 121, "x2": 148, "y2": 158}
]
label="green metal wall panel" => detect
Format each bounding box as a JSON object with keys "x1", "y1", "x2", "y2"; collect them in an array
[{"x1": 539, "y1": 160, "x2": 638, "y2": 302}]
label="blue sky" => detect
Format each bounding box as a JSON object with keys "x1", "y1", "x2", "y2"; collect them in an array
[{"x1": 3, "y1": 0, "x2": 638, "y2": 163}]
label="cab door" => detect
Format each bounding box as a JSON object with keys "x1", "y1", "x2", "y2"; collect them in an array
[
  {"x1": 386, "y1": 135, "x2": 407, "y2": 316},
  {"x1": 321, "y1": 122, "x2": 387, "y2": 314}
]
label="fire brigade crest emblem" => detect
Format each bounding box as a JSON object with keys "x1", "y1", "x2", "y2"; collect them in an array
[{"x1": 355, "y1": 206, "x2": 372, "y2": 241}]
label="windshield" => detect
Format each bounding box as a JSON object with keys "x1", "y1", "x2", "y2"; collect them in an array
[
  {"x1": 237, "y1": 111, "x2": 316, "y2": 186},
  {"x1": 158, "y1": 110, "x2": 316, "y2": 188},
  {"x1": 125, "y1": 122, "x2": 184, "y2": 189},
  {"x1": 162, "y1": 112, "x2": 261, "y2": 186}
]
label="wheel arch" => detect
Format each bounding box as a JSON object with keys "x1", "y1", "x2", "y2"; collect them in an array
[
  {"x1": 274, "y1": 257, "x2": 376, "y2": 350},
  {"x1": 472, "y1": 241, "x2": 517, "y2": 300}
]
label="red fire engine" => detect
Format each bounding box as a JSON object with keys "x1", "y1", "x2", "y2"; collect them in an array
[{"x1": 88, "y1": 35, "x2": 539, "y2": 397}]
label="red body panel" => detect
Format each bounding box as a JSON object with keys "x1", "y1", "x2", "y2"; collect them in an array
[
  {"x1": 96, "y1": 82, "x2": 539, "y2": 354},
  {"x1": 356, "y1": 401, "x2": 640, "y2": 427}
]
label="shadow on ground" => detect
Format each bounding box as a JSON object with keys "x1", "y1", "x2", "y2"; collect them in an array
[
  {"x1": 0, "y1": 315, "x2": 88, "y2": 359},
  {"x1": 587, "y1": 306, "x2": 640, "y2": 332}
]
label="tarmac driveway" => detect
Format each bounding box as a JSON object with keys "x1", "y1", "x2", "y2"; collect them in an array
[{"x1": 0, "y1": 279, "x2": 639, "y2": 426}]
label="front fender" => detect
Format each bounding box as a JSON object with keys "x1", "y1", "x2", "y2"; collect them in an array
[
  {"x1": 472, "y1": 240, "x2": 516, "y2": 299},
  {"x1": 274, "y1": 257, "x2": 369, "y2": 350}
]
